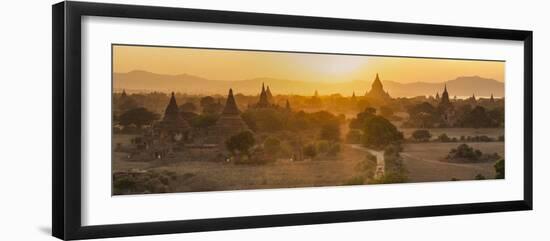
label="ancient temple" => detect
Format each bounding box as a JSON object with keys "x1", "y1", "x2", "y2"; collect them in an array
[
  {"x1": 155, "y1": 92, "x2": 191, "y2": 142},
  {"x1": 437, "y1": 84, "x2": 456, "y2": 127},
  {"x1": 365, "y1": 73, "x2": 392, "y2": 104},
  {"x1": 215, "y1": 89, "x2": 250, "y2": 140},
  {"x1": 266, "y1": 85, "x2": 274, "y2": 103},
  {"x1": 255, "y1": 83, "x2": 271, "y2": 108},
  {"x1": 469, "y1": 93, "x2": 477, "y2": 105}
]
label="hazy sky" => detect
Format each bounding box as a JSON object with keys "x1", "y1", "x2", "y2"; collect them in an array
[{"x1": 113, "y1": 45, "x2": 505, "y2": 83}]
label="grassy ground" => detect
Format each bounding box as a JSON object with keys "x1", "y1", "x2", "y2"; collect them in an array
[
  {"x1": 399, "y1": 128, "x2": 504, "y2": 139},
  {"x1": 112, "y1": 128, "x2": 505, "y2": 194},
  {"x1": 401, "y1": 142, "x2": 504, "y2": 182},
  {"x1": 113, "y1": 143, "x2": 368, "y2": 193}
]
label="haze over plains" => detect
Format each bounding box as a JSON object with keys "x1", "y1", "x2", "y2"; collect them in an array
[{"x1": 113, "y1": 45, "x2": 505, "y2": 97}]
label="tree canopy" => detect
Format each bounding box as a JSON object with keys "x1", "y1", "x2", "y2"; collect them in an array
[
  {"x1": 118, "y1": 107, "x2": 159, "y2": 128},
  {"x1": 412, "y1": 129, "x2": 432, "y2": 142},
  {"x1": 225, "y1": 131, "x2": 255, "y2": 156},
  {"x1": 361, "y1": 116, "x2": 403, "y2": 148}
]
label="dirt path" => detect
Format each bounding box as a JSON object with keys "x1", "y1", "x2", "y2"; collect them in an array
[{"x1": 349, "y1": 144, "x2": 385, "y2": 178}]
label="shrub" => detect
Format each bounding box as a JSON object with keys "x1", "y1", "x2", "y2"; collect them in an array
[
  {"x1": 412, "y1": 129, "x2": 431, "y2": 142},
  {"x1": 446, "y1": 144, "x2": 501, "y2": 162},
  {"x1": 438, "y1": 133, "x2": 452, "y2": 142}
]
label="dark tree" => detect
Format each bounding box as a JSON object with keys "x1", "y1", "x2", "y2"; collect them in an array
[
  {"x1": 118, "y1": 107, "x2": 159, "y2": 128},
  {"x1": 191, "y1": 114, "x2": 219, "y2": 128},
  {"x1": 200, "y1": 96, "x2": 215, "y2": 108},
  {"x1": 437, "y1": 133, "x2": 452, "y2": 142},
  {"x1": 179, "y1": 102, "x2": 197, "y2": 113},
  {"x1": 412, "y1": 129, "x2": 432, "y2": 142},
  {"x1": 405, "y1": 102, "x2": 439, "y2": 128},
  {"x1": 459, "y1": 106, "x2": 494, "y2": 128},
  {"x1": 349, "y1": 107, "x2": 376, "y2": 129},
  {"x1": 225, "y1": 131, "x2": 255, "y2": 157},
  {"x1": 242, "y1": 108, "x2": 286, "y2": 132},
  {"x1": 362, "y1": 116, "x2": 403, "y2": 148}
]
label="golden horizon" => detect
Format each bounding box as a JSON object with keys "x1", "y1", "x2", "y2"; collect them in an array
[{"x1": 113, "y1": 45, "x2": 505, "y2": 85}]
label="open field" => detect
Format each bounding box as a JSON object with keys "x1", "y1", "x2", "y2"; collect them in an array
[
  {"x1": 113, "y1": 132, "x2": 504, "y2": 193},
  {"x1": 113, "y1": 143, "x2": 371, "y2": 193},
  {"x1": 401, "y1": 142, "x2": 504, "y2": 182},
  {"x1": 399, "y1": 128, "x2": 504, "y2": 139}
]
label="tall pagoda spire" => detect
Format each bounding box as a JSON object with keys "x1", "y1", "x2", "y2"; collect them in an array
[
  {"x1": 121, "y1": 89, "x2": 127, "y2": 98},
  {"x1": 490, "y1": 93, "x2": 495, "y2": 102},
  {"x1": 164, "y1": 92, "x2": 180, "y2": 120},
  {"x1": 365, "y1": 73, "x2": 391, "y2": 103},
  {"x1": 256, "y1": 83, "x2": 270, "y2": 108},
  {"x1": 157, "y1": 91, "x2": 190, "y2": 133},
  {"x1": 372, "y1": 73, "x2": 383, "y2": 91},
  {"x1": 439, "y1": 84, "x2": 451, "y2": 107},
  {"x1": 285, "y1": 99, "x2": 291, "y2": 111},
  {"x1": 222, "y1": 89, "x2": 240, "y2": 115}
]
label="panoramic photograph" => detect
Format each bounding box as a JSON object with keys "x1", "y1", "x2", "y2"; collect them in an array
[{"x1": 111, "y1": 44, "x2": 505, "y2": 195}]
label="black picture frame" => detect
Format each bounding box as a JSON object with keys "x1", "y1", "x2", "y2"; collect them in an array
[{"x1": 52, "y1": 1, "x2": 533, "y2": 240}]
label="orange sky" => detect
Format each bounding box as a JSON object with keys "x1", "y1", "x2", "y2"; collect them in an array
[{"x1": 113, "y1": 45, "x2": 504, "y2": 83}]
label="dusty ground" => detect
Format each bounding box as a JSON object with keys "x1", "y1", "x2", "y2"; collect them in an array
[
  {"x1": 112, "y1": 129, "x2": 505, "y2": 194},
  {"x1": 401, "y1": 142, "x2": 504, "y2": 182},
  {"x1": 113, "y1": 142, "x2": 369, "y2": 193},
  {"x1": 399, "y1": 128, "x2": 504, "y2": 139}
]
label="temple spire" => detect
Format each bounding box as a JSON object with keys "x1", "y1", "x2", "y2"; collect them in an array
[
  {"x1": 365, "y1": 73, "x2": 391, "y2": 102},
  {"x1": 164, "y1": 92, "x2": 180, "y2": 120},
  {"x1": 440, "y1": 84, "x2": 451, "y2": 106},
  {"x1": 222, "y1": 88, "x2": 240, "y2": 115},
  {"x1": 256, "y1": 83, "x2": 270, "y2": 108},
  {"x1": 372, "y1": 73, "x2": 383, "y2": 90},
  {"x1": 285, "y1": 99, "x2": 291, "y2": 110}
]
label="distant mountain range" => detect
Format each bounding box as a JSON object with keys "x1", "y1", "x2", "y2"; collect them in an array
[{"x1": 113, "y1": 70, "x2": 504, "y2": 98}]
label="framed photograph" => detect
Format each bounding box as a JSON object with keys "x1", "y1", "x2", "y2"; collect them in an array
[{"x1": 52, "y1": 1, "x2": 533, "y2": 240}]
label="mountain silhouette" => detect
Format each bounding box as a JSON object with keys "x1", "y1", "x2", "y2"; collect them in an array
[{"x1": 114, "y1": 71, "x2": 503, "y2": 97}]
